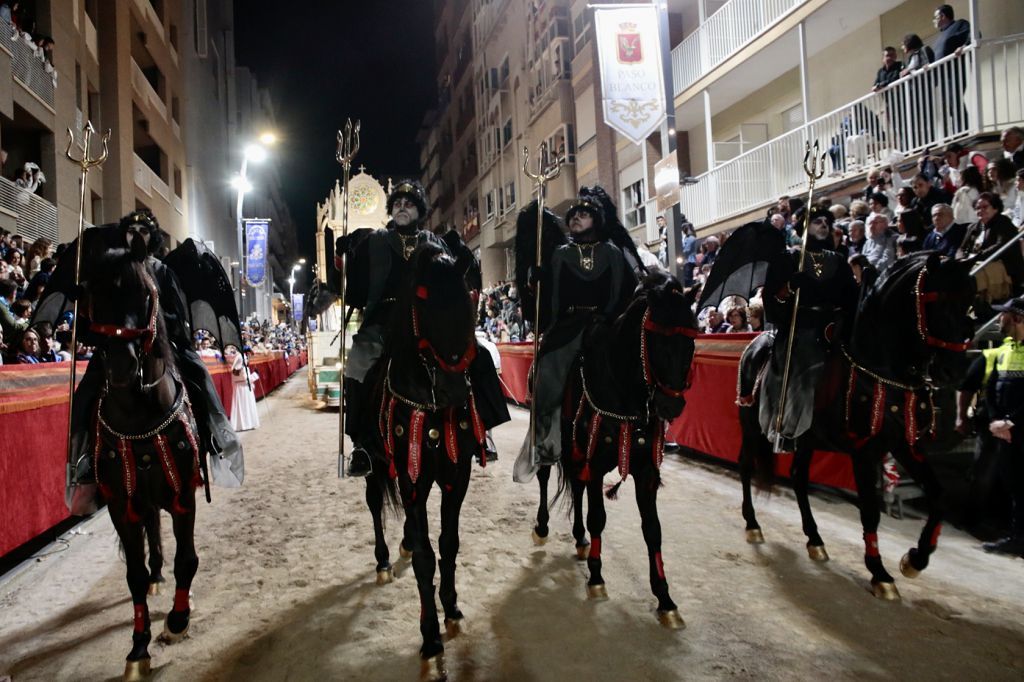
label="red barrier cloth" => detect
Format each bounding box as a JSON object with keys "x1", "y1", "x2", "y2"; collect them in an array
[
  {"x1": 0, "y1": 351, "x2": 307, "y2": 558},
  {"x1": 498, "y1": 335, "x2": 854, "y2": 491}
]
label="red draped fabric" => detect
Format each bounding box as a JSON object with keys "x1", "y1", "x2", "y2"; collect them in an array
[
  {"x1": 497, "y1": 336, "x2": 855, "y2": 491},
  {"x1": 0, "y1": 351, "x2": 306, "y2": 558}
]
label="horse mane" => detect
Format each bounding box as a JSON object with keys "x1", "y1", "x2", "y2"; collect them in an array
[{"x1": 859, "y1": 251, "x2": 931, "y2": 321}]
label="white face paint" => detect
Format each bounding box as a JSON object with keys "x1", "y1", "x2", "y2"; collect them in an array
[
  {"x1": 392, "y1": 197, "x2": 420, "y2": 227},
  {"x1": 568, "y1": 210, "x2": 594, "y2": 236},
  {"x1": 808, "y1": 218, "x2": 830, "y2": 241}
]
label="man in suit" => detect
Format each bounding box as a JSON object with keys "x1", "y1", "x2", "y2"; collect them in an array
[
  {"x1": 922, "y1": 203, "x2": 965, "y2": 257},
  {"x1": 1002, "y1": 126, "x2": 1024, "y2": 171}
]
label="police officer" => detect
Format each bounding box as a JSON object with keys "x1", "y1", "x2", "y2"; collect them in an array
[{"x1": 982, "y1": 296, "x2": 1024, "y2": 556}]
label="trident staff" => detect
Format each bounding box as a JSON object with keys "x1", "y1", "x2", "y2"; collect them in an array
[
  {"x1": 773, "y1": 140, "x2": 826, "y2": 452},
  {"x1": 335, "y1": 118, "x2": 360, "y2": 477},
  {"x1": 63, "y1": 121, "x2": 110, "y2": 494},
  {"x1": 521, "y1": 143, "x2": 562, "y2": 458}
]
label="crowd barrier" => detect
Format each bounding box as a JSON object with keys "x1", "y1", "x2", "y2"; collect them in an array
[
  {"x1": 0, "y1": 351, "x2": 306, "y2": 558},
  {"x1": 496, "y1": 336, "x2": 855, "y2": 491}
]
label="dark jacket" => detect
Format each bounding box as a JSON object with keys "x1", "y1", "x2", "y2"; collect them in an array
[
  {"x1": 933, "y1": 19, "x2": 971, "y2": 60},
  {"x1": 872, "y1": 62, "x2": 903, "y2": 89},
  {"x1": 959, "y1": 213, "x2": 1024, "y2": 290},
  {"x1": 922, "y1": 222, "x2": 967, "y2": 257}
]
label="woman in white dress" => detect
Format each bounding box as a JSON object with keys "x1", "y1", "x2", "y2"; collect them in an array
[{"x1": 229, "y1": 345, "x2": 260, "y2": 431}]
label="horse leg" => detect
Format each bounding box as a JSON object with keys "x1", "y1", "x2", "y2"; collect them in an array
[
  {"x1": 738, "y1": 406, "x2": 765, "y2": 543},
  {"x1": 110, "y1": 508, "x2": 152, "y2": 680},
  {"x1": 438, "y1": 457, "x2": 471, "y2": 634},
  {"x1": 533, "y1": 465, "x2": 551, "y2": 545},
  {"x1": 792, "y1": 443, "x2": 828, "y2": 561},
  {"x1": 585, "y1": 477, "x2": 609, "y2": 599},
  {"x1": 891, "y1": 443, "x2": 945, "y2": 578},
  {"x1": 634, "y1": 468, "x2": 684, "y2": 629},
  {"x1": 143, "y1": 508, "x2": 166, "y2": 595},
  {"x1": 852, "y1": 446, "x2": 899, "y2": 600},
  {"x1": 366, "y1": 477, "x2": 393, "y2": 585},
  {"x1": 571, "y1": 476, "x2": 589, "y2": 560},
  {"x1": 160, "y1": 508, "x2": 198, "y2": 643},
  {"x1": 404, "y1": 483, "x2": 446, "y2": 678}
]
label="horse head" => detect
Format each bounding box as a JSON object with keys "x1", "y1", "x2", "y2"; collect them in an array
[
  {"x1": 635, "y1": 270, "x2": 700, "y2": 421},
  {"x1": 85, "y1": 232, "x2": 171, "y2": 393},
  {"x1": 856, "y1": 252, "x2": 974, "y2": 388}
]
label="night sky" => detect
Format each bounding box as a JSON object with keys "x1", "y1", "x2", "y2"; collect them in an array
[{"x1": 233, "y1": 0, "x2": 438, "y2": 265}]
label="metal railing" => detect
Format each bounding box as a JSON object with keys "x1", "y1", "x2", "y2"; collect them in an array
[
  {"x1": 2, "y1": 16, "x2": 55, "y2": 108},
  {"x1": 0, "y1": 176, "x2": 58, "y2": 244},
  {"x1": 679, "y1": 35, "x2": 1024, "y2": 229},
  {"x1": 671, "y1": 0, "x2": 804, "y2": 96}
]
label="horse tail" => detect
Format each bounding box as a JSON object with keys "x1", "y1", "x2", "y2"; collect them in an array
[
  {"x1": 738, "y1": 333, "x2": 776, "y2": 492},
  {"x1": 370, "y1": 465, "x2": 402, "y2": 519}
]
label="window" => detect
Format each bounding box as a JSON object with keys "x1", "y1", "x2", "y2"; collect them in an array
[
  {"x1": 545, "y1": 124, "x2": 575, "y2": 165},
  {"x1": 500, "y1": 55, "x2": 510, "y2": 83},
  {"x1": 573, "y1": 10, "x2": 591, "y2": 53},
  {"x1": 485, "y1": 190, "x2": 495, "y2": 219},
  {"x1": 502, "y1": 118, "x2": 513, "y2": 147},
  {"x1": 173, "y1": 166, "x2": 183, "y2": 197},
  {"x1": 781, "y1": 103, "x2": 804, "y2": 133},
  {"x1": 504, "y1": 181, "x2": 516, "y2": 212},
  {"x1": 622, "y1": 179, "x2": 646, "y2": 230}
]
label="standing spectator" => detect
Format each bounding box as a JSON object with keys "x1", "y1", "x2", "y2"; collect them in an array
[
  {"x1": 655, "y1": 215, "x2": 668, "y2": 268},
  {"x1": 932, "y1": 4, "x2": 971, "y2": 59},
  {"x1": 848, "y1": 254, "x2": 872, "y2": 285},
  {"x1": 932, "y1": 4, "x2": 971, "y2": 134},
  {"x1": 923, "y1": 204, "x2": 966, "y2": 257},
  {"x1": 982, "y1": 297, "x2": 1024, "y2": 557},
  {"x1": 911, "y1": 173, "x2": 950, "y2": 227},
  {"x1": 228, "y1": 346, "x2": 260, "y2": 432},
  {"x1": 0, "y1": 278, "x2": 27, "y2": 338},
  {"x1": 1013, "y1": 169, "x2": 1024, "y2": 228},
  {"x1": 1001, "y1": 126, "x2": 1024, "y2": 171},
  {"x1": 681, "y1": 221, "x2": 697, "y2": 287},
  {"x1": 770, "y1": 213, "x2": 798, "y2": 248},
  {"x1": 900, "y1": 34, "x2": 936, "y2": 146},
  {"x1": 871, "y1": 46, "x2": 904, "y2": 91},
  {"x1": 474, "y1": 328, "x2": 501, "y2": 461},
  {"x1": 958, "y1": 193, "x2": 1024, "y2": 296},
  {"x1": 952, "y1": 165, "x2": 987, "y2": 224},
  {"x1": 863, "y1": 212, "x2": 896, "y2": 275}
]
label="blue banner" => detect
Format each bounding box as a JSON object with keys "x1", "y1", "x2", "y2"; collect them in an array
[
  {"x1": 244, "y1": 219, "x2": 270, "y2": 286},
  {"x1": 291, "y1": 294, "x2": 304, "y2": 322}
]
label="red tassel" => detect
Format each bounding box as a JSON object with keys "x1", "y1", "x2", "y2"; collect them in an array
[
  {"x1": 585, "y1": 413, "x2": 603, "y2": 460},
  {"x1": 653, "y1": 419, "x2": 665, "y2": 470},
  {"x1": 469, "y1": 391, "x2": 488, "y2": 463},
  {"x1": 407, "y1": 410, "x2": 425, "y2": 483},
  {"x1": 579, "y1": 461, "x2": 591, "y2": 482},
  {"x1": 120, "y1": 439, "x2": 141, "y2": 523},
  {"x1": 155, "y1": 434, "x2": 189, "y2": 515},
  {"x1": 444, "y1": 409, "x2": 458, "y2": 465},
  {"x1": 179, "y1": 410, "x2": 203, "y2": 489},
  {"x1": 617, "y1": 422, "x2": 631, "y2": 480}
]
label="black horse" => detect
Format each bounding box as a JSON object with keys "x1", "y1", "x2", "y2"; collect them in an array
[
  {"x1": 363, "y1": 244, "x2": 487, "y2": 681},
  {"x1": 84, "y1": 236, "x2": 206, "y2": 679},
  {"x1": 535, "y1": 271, "x2": 699, "y2": 627},
  {"x1": 737, "y1": 253, "x2": 974, "y2": 599}
]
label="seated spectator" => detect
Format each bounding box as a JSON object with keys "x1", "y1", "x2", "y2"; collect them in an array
[
  {"x1": 863, "y1": 212, "x2": 896, "y2": 275},
  {"x1": 849, "y1": 198, "x2": 871, "y2": 223},
  {"x1": 847, "y1": 220, "x2": 867, "y2": 257},
  {"x1": 868, "y1": 192, "x2": 893, "y2": 221},
  {"x1": 725, "y1": 306, "x2": 752, "y2": 333},
  {"x1": 701, "y1": 236, "x2": 721, "y2": 268},
  {"x1": 829, "y1": 203, "x2": 849, "y2": 225},
  {"x1": 0, "y1": 278, "x2": 27, "y2": 338},
  {"x1": 923, "y1": 203, "x2": 966, "y2": 257},
  {"x1": 747, "y1": 303, "x2": 764, "y2": 332},
  {"x1": 911, "y1": 173, "x2": 951, "y2": 227},
  {"x1": 897, "y1": 210, "x2": 927, "y2": 251},
  {"x1": 24, "y1": 269, "x2": 48, "y2": 303},
  {"x1": 770, "y1": 212, "x2": 799, "y2": 248},
  {"x1": 704, "y1": 307, "x2": 728, "y2": 334},
  {"x1": 952, "y1": 165, "x2": 987, "y2": 224},
  {"x1": 25, "y1": 237, "x2": 51, "y2": 277},
  {"x1": 958, "y1": 192, "x2": 1024, "y2": 296},
  {"x1": 1014, "y1": 169, "x2": 1024, "y2": 228},
  {"x1": 4, "y1": 249, "x2": 26, "y2": 289},
  {"x1": 848, "y1": 254, "x2": 872, "y2": 285},
  {"x1": 9, "y1": 298, "x2": 31, "y2": 321},
  {"x1": 31, "y1": 321, "x2": 63, "y2": 362},
  {"x1": 1002, "y1": 126, "x2": 1024, "y2": 170},
  {"x1": 14, "y1": 327, "x2": 40, "y2": 364},
  {"x1": 895, "y1": 186, "x2": 916, "y2": 217},
  {"x1": 987, "y1": 158, "x2": 1019, "y2": 219},
  {"x1": 896, "y1": 234, "x2": 919, "y2": 258}
]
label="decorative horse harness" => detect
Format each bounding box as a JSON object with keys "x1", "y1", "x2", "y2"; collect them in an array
[
  {"x1": 570, "y1": 305, "x2": 697, "y2": 483},
  {"x1": 377, "y1": 285, "x2": 488, "y2": 491},
  {"x1": 88, "y1": 273, "x2": 205, "y2": 521}
]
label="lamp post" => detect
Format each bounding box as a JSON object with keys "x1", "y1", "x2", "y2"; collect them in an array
[
  {"x1": 232, "y1": 134, "x2": 277, "y2": 320},
  {"x1": 288, "y1": 259, "x2": 305, "y2": 328}
]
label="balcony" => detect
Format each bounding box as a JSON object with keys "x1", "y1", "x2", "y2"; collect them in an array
[
  {"x1": 131, "y1": 59, "x2": 168, "y2": 120},
  {"x1": 133, "y1": 153, "x2": 171, "y2": 202},
  {"x1": 2, "y1": 16, "x2": 55, "y2": 110},
  {"x1": 679, "y1": 35, "x2": 1024, "y2": 230},
  {"x1": 0, "y1": 176, "x2": 58, "y2": 244},
  {"x1": 671, "y1": 0, "x2": 806, "y2": 97},
  {"x1": 132, "y1": 0, "x2": 166, "y2": 43}
]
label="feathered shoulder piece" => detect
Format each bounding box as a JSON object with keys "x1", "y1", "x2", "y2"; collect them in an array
[{"x1": 515, "y1": 199, "x2": 567, "y2": 333}]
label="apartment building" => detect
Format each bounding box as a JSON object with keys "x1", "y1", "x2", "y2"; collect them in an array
[{"x1": 423, "y1": 0, "x2": 1024, "y2": 283}]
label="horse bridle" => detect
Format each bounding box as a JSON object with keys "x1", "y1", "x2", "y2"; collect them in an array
[
  {"x1": 88, "y1": 272, "x2": 164, "y2": 391},
  {"x1": 914, "y1": 269, "x2": 970, "y2": 353},
  {"x1": 640, "y1": 305, "x2": 698, "y2": 399},
  {"x1": 411, "y1": 284, "x2": 478, "y2": 373}
]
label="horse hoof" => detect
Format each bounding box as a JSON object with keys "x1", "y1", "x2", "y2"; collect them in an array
[
  {"x1": 745, "y1": 528, "x2": 765, "y2": 544},
  {"x1": 157, "y1": 615, "x2": 190, "y2": 645},
  {"x1": 399, "y1": 543, "x2": 413, "y2": 559},
  {"x1": 575, "y1": 544, "x2": 589, "y2": 560},
  {"x1": 147, "y1": 581, "x2": 162, "y2": 597},
  {"x1": 444, "y1": 616, "x2": 464, "y2": 638},
  {"x1": 123, "y1": 657, "x2": 151, "y2": 681},
  {"x1": 899, "y1": 553, "x2": 921, "y2": 579},
  {"x1": 376, "y1": 567, "x2": 394, "y2": 586},
  {"x1": 871, "y1": 581, "x2": 901, "y2": 601},
  {"x1": 807, "y1": 545, "x2": 829, "y2": 562},
  {"x1": 420, "y1": 653, "x2": 447, "y2": 682},
  {"x1": 586, "y1": 583, "x2": 608, "y2": 600},
  {"x1": 532, "y1": 529, "x2": 548, "y2": 546},
  {"x1": 657, "y1": 609, "x2": 686, "y2": 630}
]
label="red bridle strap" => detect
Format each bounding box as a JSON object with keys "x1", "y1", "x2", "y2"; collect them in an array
[
  {"x1": 88, "y1": 276, "x2": 159, "y2": 353},
  {"x1": 643, "y1": 316, "x2": 700, "y2": 338},
  {"x1": 640, "y1": 308, "x2": 691, "y2": 398},
  {"x1": 915, "y1": 270, "x2": 970, "y2": 353},
  {"x1": 410, "y1": 299, "x2": 478, "y2": 373}
]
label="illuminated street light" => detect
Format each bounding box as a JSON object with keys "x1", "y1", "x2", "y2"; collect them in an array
[{"x1": 258, "y1": 131, "x2": 278, "y2": 146}]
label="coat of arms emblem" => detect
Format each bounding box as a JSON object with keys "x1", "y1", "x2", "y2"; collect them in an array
[{"x1": 616, "y1": 22, "x2": 642, "y2": 64}]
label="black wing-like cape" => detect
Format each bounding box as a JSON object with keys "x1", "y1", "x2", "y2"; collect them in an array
[
  {"x1": 589, "y1": 186, "x2": 647, "y2": 279},
  {"x1": 697, "y1": 221, "x2": 786, "y2": 311},
  {"x1": 162, "y1": 238, "x2": 244, "y2": 351},
  {"x1": 514, "y1": 200, "x2": 567, "y2": 333}
]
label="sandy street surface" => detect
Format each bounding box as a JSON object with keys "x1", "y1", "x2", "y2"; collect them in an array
[{"x1": 2, "y1": 372, "x2": 1023, "y2": 682}]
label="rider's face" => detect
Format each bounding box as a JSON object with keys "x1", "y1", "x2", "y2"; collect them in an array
[
  {"x1": 392, "y1": 198, "x2": 419, "y2": 227},
  {"x1": 568, "y1": 210, "x2": 594, "y2": 235}
]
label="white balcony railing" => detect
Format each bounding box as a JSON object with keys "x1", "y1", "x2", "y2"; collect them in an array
[
  {"x1": 130, "y1": 59, "x2": 169, "y2": 120},
  {"x1": 0, "y1": 176, "x2": 58, "y2": 244},
  {"x1": 2, "y1": 16, "x2": 56, "y2": 109},
  {"x1": 680, "y1": 35, "x2": 1024, "y2": 229},
  {"x1": 672, "y1": 0, "x2": 804, "y2": 96}
]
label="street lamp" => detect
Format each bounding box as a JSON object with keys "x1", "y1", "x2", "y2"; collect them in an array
[
  {"x1": 288, "y1": 261, "x2": 303, "y2": 328},
  {"x1": 234, "y1": 132, "x2": 278, "y2": 320}
]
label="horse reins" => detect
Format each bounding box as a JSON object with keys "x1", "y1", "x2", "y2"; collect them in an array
[
  {"x1": 640, "y1": 307, "x2": 697, "y2": 399},
  {"x1": 914, "y1": 269, "x2": 970, "y2": 353},
  {"x1": 411, "y1": 285, "x2": 478, "y2": 373}
]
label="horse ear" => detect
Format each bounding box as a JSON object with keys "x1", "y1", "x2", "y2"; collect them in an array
[
  {"x1": 925, "y1": 252, "x2": 942, "y2": 273},
  {"x1": 129, "y1": 232, "x2": 148, "y2": 262}
]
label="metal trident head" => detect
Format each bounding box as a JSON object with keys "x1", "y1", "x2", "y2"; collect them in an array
[
  {"x1": 336, "y1": 118, "x2": 361, "y2": 169},
  {"x1": 803, "y1": 140, "x2": 826, "y2": 182},
  {"x1": 522, "y1": 143, "x2": 562, "y2": 185},
  {"x1": 65, "y1": 121, "x2": 110, "y2": 171}
]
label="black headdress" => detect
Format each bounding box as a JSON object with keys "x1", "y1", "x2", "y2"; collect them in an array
[
  {"x1": 118, "y1": 209, "x2": 164, "y2": 255},
  {"x1": 386, "y1": 179, "x2": 429, "y2": 219},
  {"x1": 572, "y1": 185, "x2": 646, "y2": 276}
]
